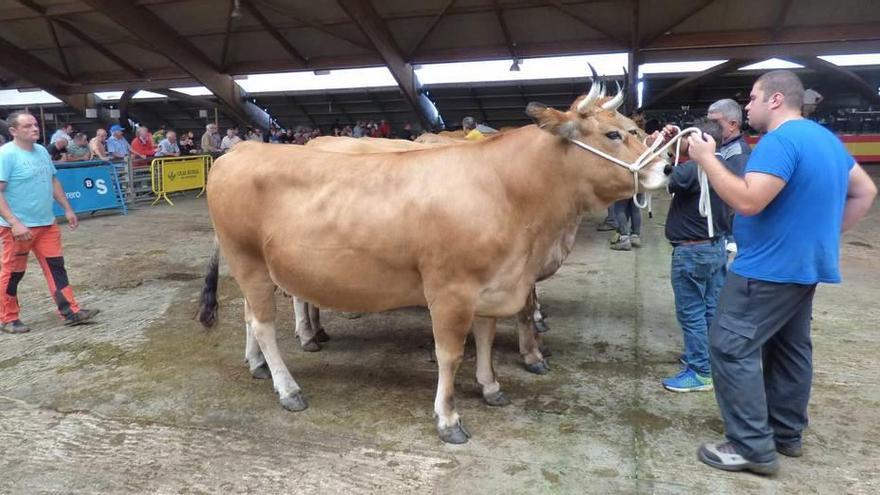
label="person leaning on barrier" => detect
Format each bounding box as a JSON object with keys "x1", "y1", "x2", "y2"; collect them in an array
[
  {"x1": 105, "y1": 124, "x2": 130, "y2": 160},
  {"x1": 67, "y1": 133, "x2": 91, "y2": 161},
  {"x1": 48, "y1": 137, "x2": 72, "y2": 163},
  {"x1": 130, "y1": 126, "x2": 156, "y2": 160},
  {"x1": 201, "y1": 123, "x2": 221, "y2": 154},
  {"x1": 155, "y1": 130, "x2": 181, "y2": 157},
  {"x1": 89, "y1": 128, "x2": 109, "y2": 160},
  {"x1": 686, "y1": 70, "x2": 876, "y2": 475},
  {"x1": 0, "y1": 111, "x2": 99, "y2": 334}
]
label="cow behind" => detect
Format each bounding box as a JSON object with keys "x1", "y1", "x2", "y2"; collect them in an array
[{"x1": 199, "y1": 90, "x2": 667, "y2": 444}]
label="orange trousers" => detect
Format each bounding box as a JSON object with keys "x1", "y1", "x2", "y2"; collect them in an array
[{"x1": 0, "y1": 224, "x2": 80, "y2": 323}]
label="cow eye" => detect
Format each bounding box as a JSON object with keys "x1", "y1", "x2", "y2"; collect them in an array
[{"x1": 605, "y1": 131, "x2": 622, "y2": 140}]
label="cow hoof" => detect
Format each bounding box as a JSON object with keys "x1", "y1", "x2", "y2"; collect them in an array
[
  {"x1": 525, "y1": 359, "x2": 551, "y2": 375},
  {"x1": 534, "y1": 319, "x2": 550, "y2": 334},
  {"x1": 315, "y1": 328, "x2": 331, "y2": 342},
  {"x1": 483, "y1": 390, "x2": 511, "y2": 407},
  {"x1": 540, "y1": 345, "x2": 552, "y2": 357},
  {"x1": 302, "y1": 340, "x2": 322, "y2": 352},
  {"x1": 280, "y1": 392, "x2": 308, "y2": 412},
  {"x1": 437, "y1": 422, "x2": 471, "y2": 444},
  {"x1": 249, "y1": 362, "x2": 271, "y2": 380}
]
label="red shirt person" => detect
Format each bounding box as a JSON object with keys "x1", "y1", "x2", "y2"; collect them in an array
[{"x1": 130, "y1": 126, "x2": 156, "y2": 159}]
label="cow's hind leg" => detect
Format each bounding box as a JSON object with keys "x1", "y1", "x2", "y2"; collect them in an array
[
  {"x1": 429, "y1": 294, "x2": 475, "y2": 444},
  {"x1": 244, "y1": 300, "x2": 270, "y2": 379},
  {"x1": 242, "y1": 271, "x2": 307, "y2": 411},
  {"x1": 518, "y1": 302, "x2": 550, "y2": 375},
  {"x1": 531, "y1": 286, "x2": 550, "y2": 334},
  {"x1": 293, "y1": 297, "x2": 321, "y2": 352},
  {"x1": 308, "y1": 303, "x2": 330, "y2": 343},
  {"x1": 473, "y1": 317, "x2": 510, "y2": 407}
]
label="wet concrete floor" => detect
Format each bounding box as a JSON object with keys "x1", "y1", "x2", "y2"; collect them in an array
[{"x1": 1, "y1": 171, "x2": 878, "y2": 494}]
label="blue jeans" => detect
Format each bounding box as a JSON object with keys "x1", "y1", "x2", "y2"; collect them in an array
[{"x1": 671, "y1": 241, "x2": 727, "y2": 375}]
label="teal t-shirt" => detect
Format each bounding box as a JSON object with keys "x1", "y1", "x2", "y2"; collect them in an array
[{"x1": 0, "y1": 142, "x2": 58, "y2": 227}]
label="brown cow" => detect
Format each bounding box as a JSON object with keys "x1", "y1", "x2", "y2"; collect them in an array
[
  {"x1": 300, "y1": 135, "x2": 559, "y2": 369},
  {"x1": 198, "y1": 90, "x2": 667, "y2": 444}
]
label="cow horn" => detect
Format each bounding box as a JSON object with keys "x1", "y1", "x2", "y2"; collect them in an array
[
  {"x1": 577, "y1": 63, "x2": 601, "y2": 113},
  {"x1": 602, "y1": 81, "x2": 625, "y2": 111}
]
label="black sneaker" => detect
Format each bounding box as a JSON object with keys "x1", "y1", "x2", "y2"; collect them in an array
[
  {"x1": 65, "y1": 309, "x2": 100, "y2": 326},
  {"x1": 1, "y1": 319, "x2": 31, "y2": 334},
  {"x1": 776, "y1": 442, "x2": 803, "y2": 458},
  {"x1": 698, "y1": 441, "x2": 779, "y2": 475}
]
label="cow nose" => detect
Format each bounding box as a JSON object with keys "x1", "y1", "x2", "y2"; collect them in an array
[{"x1": 663, "y1": 163, "x2": 674, "y2": 176}]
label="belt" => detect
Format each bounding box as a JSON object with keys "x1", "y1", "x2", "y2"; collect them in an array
[{"x1": 672, "y1": 238, "x2": 719, "y2": 247}]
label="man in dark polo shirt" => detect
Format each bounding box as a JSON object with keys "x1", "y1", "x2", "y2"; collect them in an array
[{"x1": 661, "y1": 118, "x2": 733, "y2": 393}]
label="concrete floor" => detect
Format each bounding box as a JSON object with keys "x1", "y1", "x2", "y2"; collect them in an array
[{"x1": 1, "y1": 171, "x2": 878, "y2": 494}]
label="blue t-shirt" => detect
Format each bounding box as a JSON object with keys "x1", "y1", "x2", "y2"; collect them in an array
[
  {"x1": 0, "y1": 142, "x2": 58, "y2": 227},
  {"x1": 731, "y1": 119, "x2": 854, "y2": 284}
]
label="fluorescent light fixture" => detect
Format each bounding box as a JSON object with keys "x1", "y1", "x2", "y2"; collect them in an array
[
  {"x1": 739, "y1": 58, "x2": 804, "y2": 71},
  {"x1": 235, "y1": 67, "x2": 397, "y2": 93},
  {"x1": 313, "y1": 69, "x2": 331, "y2": 76},
  {"x1": 0, "y1": 89, "x2": 61, "y2": 105},
  {"x1": 170, "y1": 86, "x2": 213, "y2": 96},
  {"x1": 638, "y1": 60, "x2": 728, "y2": 77},
  {"x1": 818, "y1": 53, "x2": 880, "y2": 66},
  {"x1": 415, "y1": 53, "x2": 628, "y2": 84},
  {"x1": 94, "y1": 90, "x2": 168, "y2": 101}
]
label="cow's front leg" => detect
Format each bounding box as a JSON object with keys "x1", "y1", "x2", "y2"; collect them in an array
[
  {"x1": 473, "y1": 317, "x2": 510, "y2": 406},
  {"x1": 531, "y1": 286, "x2": 550, "y2": 334},
  {"x1": 428, "y1": 295, "x2": 474, "y2": 444}
]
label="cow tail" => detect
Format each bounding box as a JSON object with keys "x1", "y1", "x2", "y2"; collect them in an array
[{"x1": 197, "y1": 235, "x2": 221, "y2": 329}]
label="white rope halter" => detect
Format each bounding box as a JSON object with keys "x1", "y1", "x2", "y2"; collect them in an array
[{"x1": 567, "y1": 126, "x2": 716, "y2": 238}]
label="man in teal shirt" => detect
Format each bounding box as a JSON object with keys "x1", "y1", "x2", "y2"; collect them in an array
[{"x1": 0, "y1": 111, "x2": 98, "y2": 333}]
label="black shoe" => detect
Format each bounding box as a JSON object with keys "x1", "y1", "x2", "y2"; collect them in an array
[
  {"x1": 65, "y1": 309, "x2": 100, "y2": 326},
  {"x1": 776, "y1": 442, "x2": 803, "y2": 458},
  {"x1": 1, "y1": 319, "x2": 31, "y2": 334}
]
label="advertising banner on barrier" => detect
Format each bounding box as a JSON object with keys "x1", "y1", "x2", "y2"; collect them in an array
[
  {"x1": 161, "y1": 158, "x2": 207, "y2": 194},
  {"x1": 151, "y1": 155, "x2": 211, "y2": 205},
  {"x1": 53, "y1": 164, "x2": 126, "y2": 216}
]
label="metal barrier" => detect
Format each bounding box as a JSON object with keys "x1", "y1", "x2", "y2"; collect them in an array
[
  {"x1": 150, "y1": 155, "x2": 212, "y2": 205},
  {"x1": 53, "y1": 160, "x2": 127, "y2": 216}
]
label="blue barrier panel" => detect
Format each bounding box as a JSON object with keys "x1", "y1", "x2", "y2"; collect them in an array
[{"x1": 52, "y1": 161, "x2": 127, "y2": 216}]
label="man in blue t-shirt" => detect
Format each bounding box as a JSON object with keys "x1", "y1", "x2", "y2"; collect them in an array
[
  {"x1": 686, "y1": 70, "x2": 877, "y2": 475},
  {"x1": 0, "y1": 111, "x2": 99, "y2": 333}
]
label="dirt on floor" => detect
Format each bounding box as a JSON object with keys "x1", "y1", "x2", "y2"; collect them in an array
[{"x1": 1, "y1": 175, "x2": 879, "y2": 494}]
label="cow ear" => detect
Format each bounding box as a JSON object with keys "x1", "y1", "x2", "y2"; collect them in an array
[{"x1": 526, "y1": 102, "x2": 578, "y2": 140}]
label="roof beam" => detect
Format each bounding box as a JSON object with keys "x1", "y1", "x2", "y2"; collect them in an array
[
  {"x1": 470, "y1": 88, "x2": 489, "y2": 123},
  {"x1": 286, "y1": 94, "x2": 317, "y2": 127},
  {"x1": 789, "y1": 56, "x2": 880, "y2": 104},
  {"x1": 0, "y1": 34, "x2": 72, "y2": 92},
  {"x1": 337, "y1": 0, "x2": 441, "y2": 130},
  {"x1": 54, "y1": 19, "x2": 145, "y2": 78},
  {"x1": 82, "y1": 0, "x2": 270, "y2": 130},
  {"x1": 771, "y1": 0, "x2": 794, "y2": 41},
  {"x1": 251, "y1": 0, "x2": 373, "y2": 51},
  {"x1": 46, "y1": 19, "x2": 73, "y2": 80},
  {"x1": 641, "y1": 58, "x2": 751, "y2": 109},
  {"x1": 547, "y1": 0, "x2": 627, "y2": 47},
  {"x1": 220, "y1": 0, "x2": 236, "y2": 71},
  {"x1": 493, "y1": 0, "x2": 518, "y2": 62},
  {"x1": 644, "y1": 23, "x2": 880, "y2": 51},
  {"x1": 17, "y1": 0, "x2": 144, "y2": 78},
  {"x1": 241, "y1": 0, "x2": 308, "y2": 67},
  {"x1": 641, "y1": 0, "x2": 717, "y2": 46},
  {"x1": 407, "y1": 0, "x2": 456, "y2": 59}
]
